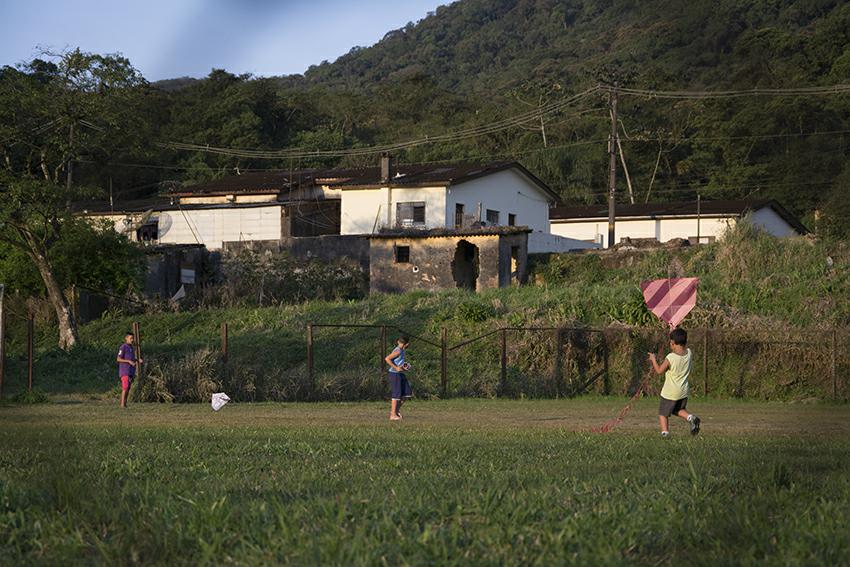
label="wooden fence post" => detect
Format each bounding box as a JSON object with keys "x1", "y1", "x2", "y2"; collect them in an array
[
  {"x1": 132, "y1": 321, "x2": 143, "y2": 382},
  {"x1": 28, "y1": 316, "x2": 34, "y2": 392},
  {"x1": 553, "y1": 328, "x2": 564, "y2": 397},
  {"x1": 380, "y1": 325, "x2": 387, "y2": 374},
  {"x1": 440, "y1": 327, "x2": 448, "y2": 398},
  {"x1": 832, "y1": 329, "x2": 838, "y2": 400},
  {"x1": 307, "y1": 322, "x2": 314, "y2": 393},
  {"x1": 703, "y1": 329, "x2": 708, "y2": 397},
  {"x1": 221, "y1": 322, "x2": 228, "y2": 364},
  {"x1": 499, "y1": 328, "x2": 507, "y2": 396},
  {"x1": 602, "y1": 331, "x2": 610, "y2": 395},
  {"x1": 0, "y1": 284, "x2": 5, "y2": 399}
]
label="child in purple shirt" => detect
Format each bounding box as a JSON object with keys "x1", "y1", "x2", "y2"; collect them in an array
[{"x1": 116, "y1": 332, "x2": 142, "y2": 408}]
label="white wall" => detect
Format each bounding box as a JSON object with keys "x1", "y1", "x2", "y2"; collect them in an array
[
  {"x1": 339, "y1": 168, "x2": 552, "y2": 236},
  {"x1": 157, "y1": 206, "x2": 282, "y2": 249},
  {"x1": 751, "y1": 207, "x2": 799, "y2": 237},
  {"x1": 550, "y1": 216, "x2": 735, "y2": 248},
  {"x1": 550, "y1": 209, "x2": 800, "y2": 248},
  {"x1": 446, "y1": 169, "x2": 551, "y2": 233},
  {"x1": 341, "y1": 186, "x2": 447, "y2": 234},
  {"x1": 528, "y1": 232, "x2": 600, "y2": 253}
]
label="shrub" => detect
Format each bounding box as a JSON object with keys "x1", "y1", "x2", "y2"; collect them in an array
[
  {"x1": 208, "y1": 248, "x2": 366, "y2": 307},
  {"x1": 456, "y1": 301, "x2": 495, "y2": 322},
  {"x1": 13, "y1": 389, "x2": 49, "y2": 404}
]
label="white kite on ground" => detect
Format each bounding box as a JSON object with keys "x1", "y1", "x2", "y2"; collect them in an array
[{"x1": 211, "y1": 393, "x2": 231, "y2": 411}]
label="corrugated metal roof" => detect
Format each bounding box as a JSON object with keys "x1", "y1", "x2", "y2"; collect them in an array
[{"x1": 171, "y1": 161, "x2": 560, "y2": 202}]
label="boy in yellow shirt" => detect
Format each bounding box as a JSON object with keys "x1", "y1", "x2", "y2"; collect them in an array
[{"x1": 648, "y1": 328, "x2": 701, "y2": 438}]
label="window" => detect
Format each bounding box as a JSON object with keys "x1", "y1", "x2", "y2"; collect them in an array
[
  {"x1": 455, "y1": 203, "x2": 465, "y2": 228},
  {"x1": 396, "y1": 202, "x2": 426, "y2": 227},
  {"x1": 508, "y1": 213, "x2": 516, "y2": 226},
  {"x1": 395, "y1": 245, "x2": 410, "y2": 263},
  {"x1": 136, "y1": 220, "x2": 158, "y2": 243},
  {"x1": 486, "y1": 209, "x2": 500, "y2": 225}
]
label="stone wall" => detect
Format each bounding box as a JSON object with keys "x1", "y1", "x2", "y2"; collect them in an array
[
  {"x1": 369, "y1": 233, "x2": 527, "y2": 294},
  {"x1": 223, "y1": 235, "x2": 370, "y2": 271},
  {"x1": 498, "y1": 233, "x2": 529, "y2": 286}
]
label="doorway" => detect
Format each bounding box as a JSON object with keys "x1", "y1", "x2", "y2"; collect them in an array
[{"x1": 452, "y1": 240, "x2": 479, "y2": 290}]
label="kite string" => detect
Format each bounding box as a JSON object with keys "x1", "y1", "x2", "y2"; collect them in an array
[
  {"x1": 588, "y1": 329, "x2": 669, "y2": 433},
  {"x1": 589, "y1": 372, "x2": 651, "y2": 433}
]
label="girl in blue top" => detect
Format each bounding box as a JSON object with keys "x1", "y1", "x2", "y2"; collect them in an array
[{"x1": 384, "y1": 336, "x2": 412, "y2": 420}]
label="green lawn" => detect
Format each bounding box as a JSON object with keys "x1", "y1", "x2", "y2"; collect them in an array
[{"x1": 2, "y1": 399, "x2": 849, "y2": 565}]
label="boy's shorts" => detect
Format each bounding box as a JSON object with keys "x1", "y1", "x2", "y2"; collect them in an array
[
  {"x1": 121, "y1": 375, "x2": 133, "y2": 391},
  {"x1": 659, "y1": 396, "x2": 687, "y2": 417},
  {"x1": 388, "y1": 371, "x2": 412, "y2": 400}
]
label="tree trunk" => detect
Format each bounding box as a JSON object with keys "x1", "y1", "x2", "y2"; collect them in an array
[{"x1": 25, "y1": 237, "x2": 78, "y2": 350}]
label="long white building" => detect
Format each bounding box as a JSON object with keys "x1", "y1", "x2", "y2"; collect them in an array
[{"x1": 549, "y1": 200, "x2": 807, "y2": 248}]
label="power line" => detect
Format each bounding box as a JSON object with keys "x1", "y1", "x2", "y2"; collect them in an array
[
  {"x1": 605, "y1": 84, "x2": 850, "y2": 99},
  {"x1": 159, "y1": 87, "x2": 603, "y2": 159},
  {"x1": 158, "y1": 83, "x2": 850, "y2": 160}
]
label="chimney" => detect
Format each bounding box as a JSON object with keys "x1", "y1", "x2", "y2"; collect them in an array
[{"x1": 380, "y1": 153, "x2": 393, "y2": 184}]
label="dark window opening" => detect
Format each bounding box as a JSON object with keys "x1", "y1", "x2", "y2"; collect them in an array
[
  {"x1": 397, "y1": 202, "x2": 426, "y2": 227},
  {"x1": 455, "y1": 203, "x2": 465, "y2": 228},
  {"x1": 508, "y1": 213, "x2": 516, "y2": 226},
  {"x1": 486, "y1": 209, "x2": 500, "y2": 225},
  {"x1": 136, "y1": 221, "x2": 158, "y2": 243},
  {"x1": 395, "y1": 245, "x2": 410, "y2": 263}
]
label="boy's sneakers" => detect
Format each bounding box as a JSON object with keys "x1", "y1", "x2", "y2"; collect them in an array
[
  {"x1": 661, "y1": 431, "x2": 669, "y2": 438},
  {"x1": 688, "y1": 415, "x2": 701, "y2": 436}
]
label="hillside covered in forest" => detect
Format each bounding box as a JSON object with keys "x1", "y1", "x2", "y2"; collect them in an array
[{"x1": 3, "y1": 0, "x2": 850, "y2": 231}]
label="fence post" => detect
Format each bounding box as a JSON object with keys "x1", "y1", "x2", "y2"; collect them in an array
[
  {"x1": 132, "y1": 321, "x2": 143, "y2": 382},
  {"x1": 380, "y1": 325, "x2": 387, "y2": 374},
  {"x1": 499, "y1": 328, "x2": 507, "y2": 396},
  {"x1": 440, "y1": 327, "x2": 447, "y2": 398},
  {"x1": 221, "y1": 322, "x2": 228, "y2": 364},
  {"x1": 602, "y1": 331, "x2": 610, "y2": 395},
  {"x1": 0, "y1": 284, "x2": 4, "y2": 399},
  {"x1": 553, "y1": 328, "x2": 563, "y2": 397},
  {"x1": 703, "y1": 329, "x2": 708, "y2": 397},
  {"x1": 28, "y1": 316, "x2": 34, "y2": 392},
  {"x1": 832, "y1": 329, "x2": 838, "y2": 400},
  {"x1": 307, "y1": 322, "x2": 314, "y2": 392}
]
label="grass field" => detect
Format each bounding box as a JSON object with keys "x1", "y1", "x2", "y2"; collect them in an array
[{"x1": 2, "y1": 399, "x2": 850, "y2": 565}]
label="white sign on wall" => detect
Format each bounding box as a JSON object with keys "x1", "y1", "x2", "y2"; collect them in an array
[{"x1": 180, "y1": 268, "x2": 196, "y2": 284}]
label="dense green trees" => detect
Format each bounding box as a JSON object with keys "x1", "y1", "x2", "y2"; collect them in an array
[
  {"x1": 4, "y1": 2, "x2": 848, "y2": 218},
  {"x1": 0, "y1": 50, "x2": 147, "y2": 348}
]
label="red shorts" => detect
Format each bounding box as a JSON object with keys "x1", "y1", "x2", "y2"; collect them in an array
[{"x1": 121, "y1": 375, "x2": 133, "y2": 391}]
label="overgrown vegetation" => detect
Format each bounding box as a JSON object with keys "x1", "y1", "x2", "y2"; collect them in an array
[{"x1": 208, "y1": 247, "x2": 366, "y2": 307}]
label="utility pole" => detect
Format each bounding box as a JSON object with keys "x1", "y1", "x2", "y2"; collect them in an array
[
  {"x1": 696, "y1": 193, "x2": 702, "y2": 244},
  {"x1": 66, "y1": 121, "x2": 74, "y2": 191},
  {"x1": 607, "y1": 83, "x2": 619, "y2": 249}
]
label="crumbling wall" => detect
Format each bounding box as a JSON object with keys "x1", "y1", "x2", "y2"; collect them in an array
[{"x1": 370, "y1": 235, "x2": 503, "y2": 293}]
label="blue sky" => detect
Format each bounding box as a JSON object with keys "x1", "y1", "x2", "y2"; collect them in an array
[{"x1": 0, "y1": 0, "x2": 445, "y2": 80}]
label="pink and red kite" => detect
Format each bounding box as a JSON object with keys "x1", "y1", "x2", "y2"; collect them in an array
[{"x1": 641, "y1": 278, "x2": 699, "y2": 328}]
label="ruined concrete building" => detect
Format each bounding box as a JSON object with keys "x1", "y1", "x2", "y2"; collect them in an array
[{"x1": 369, "y1": 227, "x2": 529, "y2": 293}]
